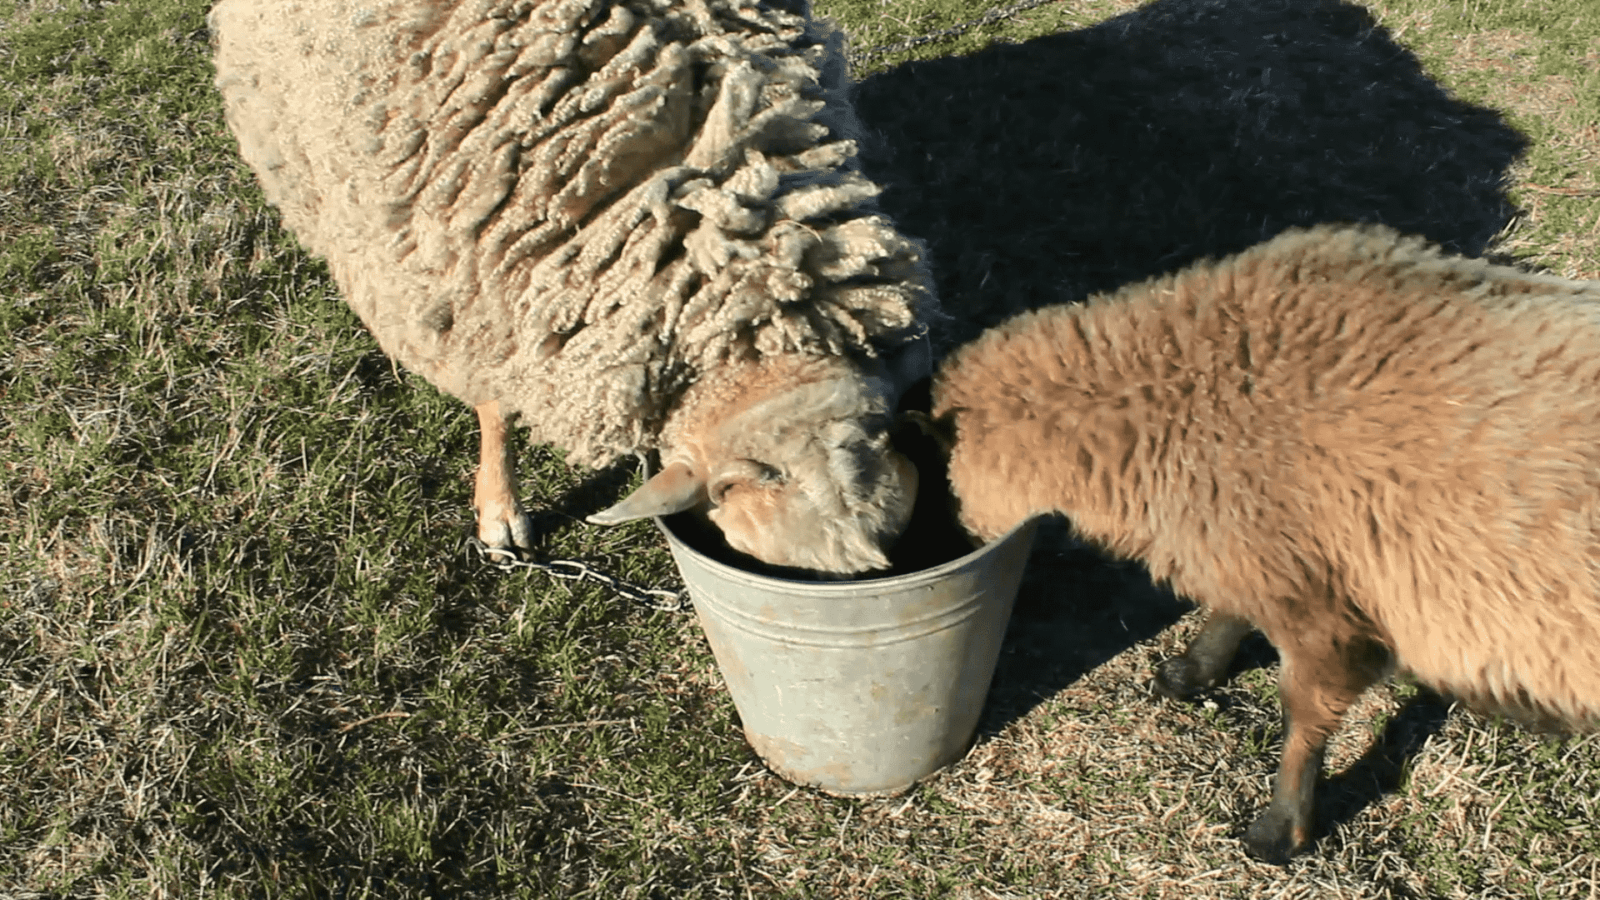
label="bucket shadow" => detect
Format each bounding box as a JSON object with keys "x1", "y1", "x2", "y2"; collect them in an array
[{"x1": 848, "y1": 0, "x2": 1527, "y2": 734}]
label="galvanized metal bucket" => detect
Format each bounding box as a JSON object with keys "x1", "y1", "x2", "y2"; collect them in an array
[{"x1": 656, "y1": 513, "x2": 1040, "y2": 796}]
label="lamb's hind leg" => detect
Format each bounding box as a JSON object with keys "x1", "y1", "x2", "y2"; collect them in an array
[
  {"x1": 1155, "y1": 611, "x2": 1254, "y2": 699},
  {"x1": 1244, "y1": 631, "x2": 1391, "y2": 863},
  {"x1": 473, "y1": 401, "x2": 534, "y2": 554}
]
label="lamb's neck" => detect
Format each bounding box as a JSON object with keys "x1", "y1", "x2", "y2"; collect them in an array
[{"x1": 1035, "y1": 389, "x2": 1166, "y2": 564}]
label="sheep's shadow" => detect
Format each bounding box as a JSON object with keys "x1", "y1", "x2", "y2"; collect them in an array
[
  {"x1": 1315, "y1": 686, "x2": 1454, "y2": 848},
  {"x1": 980, "y1": 523, "x2": 1192, "y2": 726},
  {"x1": 528, "y1": 458, "x2": 640, "y2": 536},
  {"x1": 849, "y1": 0, "x2": 1518, "y2": 765},
  {"x1": 853, "y1": 0, "x2": 1527, "y2": 352}
]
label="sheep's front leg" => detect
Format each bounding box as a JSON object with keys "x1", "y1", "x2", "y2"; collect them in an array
[
  {"x1": 473, "y1": 401, "x2": 534, "y2": 553},
  {"x1": 1154, "y1": 611, "x2": 1253, "y2": 699},
  {"x1": 1244, "y1": 632, "x2": 1390, "y2": 863}
]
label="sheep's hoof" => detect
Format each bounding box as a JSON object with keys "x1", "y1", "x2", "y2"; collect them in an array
[
  {"x1": 477, "y1": 505, "x2": 536, "y2": 557},
  {"x1": 1242, "y1": 808, "x2": 1308, "y2": 865},
  {"x1": 1153, "y1": 656, "x2": 1210, "y2": 700}
]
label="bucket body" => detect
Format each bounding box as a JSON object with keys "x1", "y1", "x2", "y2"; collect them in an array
[{"x1": 656, "y1": 514, "x2": 1039, "y2": 795}]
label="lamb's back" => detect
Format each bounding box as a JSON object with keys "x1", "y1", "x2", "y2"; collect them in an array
[{"x1": 1256, "y1": 232, "x2": 1600, "y2": 726}]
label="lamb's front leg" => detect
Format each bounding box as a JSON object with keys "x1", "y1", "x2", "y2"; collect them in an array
[
  {"x1": 1243, "y1": 631, "x2": 1390, "y2": 863},
  {"x1": 473, "y1": 401, "x2": 534, "y2": 553}
]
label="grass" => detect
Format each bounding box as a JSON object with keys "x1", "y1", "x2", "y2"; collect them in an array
[{"x1": 1, "y1": 0, "x2": 1597, "y2": 896}]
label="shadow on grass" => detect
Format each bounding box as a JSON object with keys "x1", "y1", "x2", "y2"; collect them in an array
[
  {"x1": 979, "y1": 524, "x2": 1191, "y2": 730},
  {"x1": 854, "y1": 0, "x2": 1527, "y2": 351},
  {"x1": 849, "y1": 0, "x2": 1525, "y2": 763},
  {"x1": 527, "y1": 457, "x2": 640, "y2": 536},
  {"x1": 1316, "y1": 686, "x2": 1454, "y2": 846}
]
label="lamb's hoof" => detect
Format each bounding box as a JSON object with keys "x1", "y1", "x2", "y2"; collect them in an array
[
  {"x1": 477, "y1": 506, "x2": 535, "y2": 557},
  {"x1": 1153, "y1": 656, "x2": 1210, "y2": 700},
  {"x1": 1242, "y1": 808, "x2": 1308, "y2": 865}
]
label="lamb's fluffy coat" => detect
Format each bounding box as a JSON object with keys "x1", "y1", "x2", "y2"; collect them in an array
[
  {"x1": 211, "y1": 0, "x2": 935, "y2": 572},
  {"x1": 932, "y1": 224, "x2": 1600, "y2": 860}
]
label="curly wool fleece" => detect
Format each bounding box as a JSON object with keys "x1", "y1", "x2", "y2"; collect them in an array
[{"x1": 212, "y1": 0, "x2": 934, "y2": 467}]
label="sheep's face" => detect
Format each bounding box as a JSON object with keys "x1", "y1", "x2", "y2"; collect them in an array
[
  {"x1": 588, "y1": 356, "x2": 920, "y2": 576},
  {"x1": 697, "y1": 404, "x2": 919, "y2": 576}
]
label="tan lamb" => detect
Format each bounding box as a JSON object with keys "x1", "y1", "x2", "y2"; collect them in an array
[
  {"x1": 927, "y1": 223, "x2": 1600, "y2": 862},
  {"x1": 210, "y1": 0, "x2": 939, "y2": 574}
]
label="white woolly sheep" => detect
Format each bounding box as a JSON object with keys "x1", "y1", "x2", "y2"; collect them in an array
[
  {"x1": 927, "y1": 224, "x2": 1600, "y2": 862},
  {"x1": 209, "y1": 0, "x2": 938, "y2": 574}
]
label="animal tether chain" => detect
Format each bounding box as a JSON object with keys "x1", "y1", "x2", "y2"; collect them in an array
[{"x1": 468, "y1": 538, "x2": 687, "y2": 612}]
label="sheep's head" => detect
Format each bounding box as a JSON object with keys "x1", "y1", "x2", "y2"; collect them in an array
[{"x1": 587, "y1": 354, "x2": 920, "y2": 576}]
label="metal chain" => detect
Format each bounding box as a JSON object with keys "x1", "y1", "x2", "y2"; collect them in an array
[
  {"x1": 468, "y1": 537, "x2": 688, "y2": 612},
  {"x1": 847, "y1": 0, "x2": 1063, "y2": 70}
]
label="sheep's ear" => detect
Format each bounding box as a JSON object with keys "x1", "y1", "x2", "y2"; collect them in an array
[{"x1": 586, "y1": 461, "x2": 708, "y2": 525}]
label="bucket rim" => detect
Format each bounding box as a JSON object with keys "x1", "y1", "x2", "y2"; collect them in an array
[{"x1": 653, "y1": 510, "x2": 1040, "y2": 596}]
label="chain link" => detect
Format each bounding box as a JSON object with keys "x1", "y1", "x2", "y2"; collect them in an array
[{"x1": 468, "y1": 537, "x2": 688, "y2": 612}]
